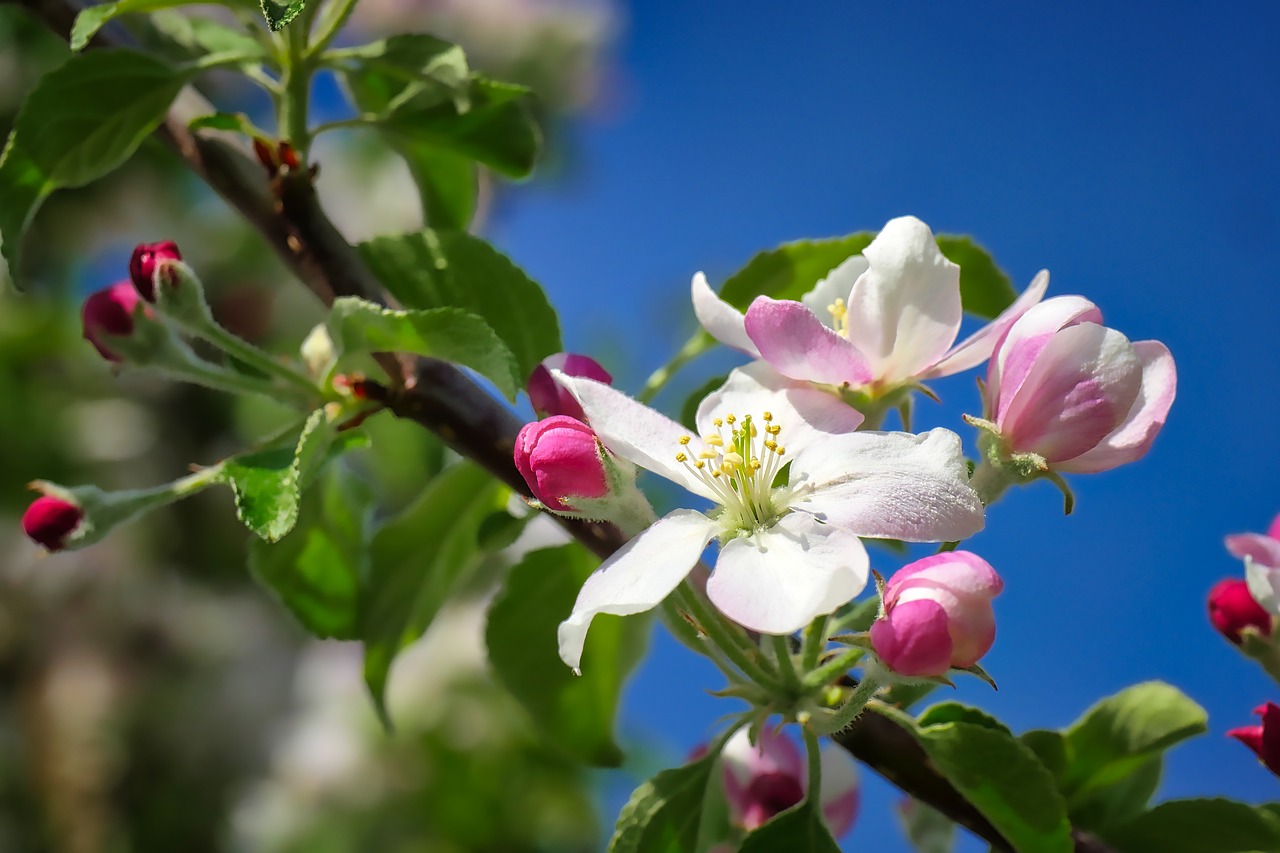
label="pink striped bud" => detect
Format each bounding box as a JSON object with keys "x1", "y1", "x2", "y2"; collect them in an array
[
  {"x1": 527, "y1": 353, "x2": 612, "y2": 420},
  {"x1": 514, "y1": 416, "x2": 609, "y2": 512}
]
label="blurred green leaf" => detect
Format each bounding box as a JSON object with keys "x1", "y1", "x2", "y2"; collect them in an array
[
  {"x1": 150, "y1": 11, "x2": 269, "y2": 64},
  {"x1": 679, "y1": 373, "x2": 727, "y2": 431},
  {"x1": 935, "y1": 235, "x2": 1018, "y2": 320},
  {"x1": 70, "y1": 0, "x2": 214, "y2": 50},
  {"x1": 915, "y1": 702, "x2": 1011, "y2": 734},
  {"x1": 608, "y1": 750, "x2": 718, "y2": 852},
  {"x1": 188, "y1": 112, "x2": 256, "y2": 134},
  {"x1": 739, "y1": 799, "x2": 841, "y2": 853},
  {"x1": 1102, "y1": 799, "x2": 1280, "y2": 853},
  {"x1": 487, "y1": 544, "x2": 649, "y2": 768},
  {"x1": 1020, "y1": 729, "x2": 1069, "y2": 779},
  {"x1": 718, "y1": 233, "x2": 875, "y2": 309},
  {"x1": 0, "y1": 49, "x2": 187, "y2": 280},
  {"x1": 896, "y1": 798, "x2": 955, "y2": 853},
  {"x1": 326, "y1": 296, "x2": 520, "y2": 400},
  {"x1": 362, "y1": 461, "x2": 505, "y2": 723},
  {"x1": 260, "y1": 0, "x2": 305, "y2": 31},
  {"x1": 336, "y1": 34, "x2": 470, "y2": 111},
  {"x1": 401, "y1": 145, "x2": 477, "y2": 229},
  {"x1": 1069, "y1": 755, "x2": 1162, "y2": 835},
  {"x1": 357, "y1": 230, "x2": 560, "y2": 389}
]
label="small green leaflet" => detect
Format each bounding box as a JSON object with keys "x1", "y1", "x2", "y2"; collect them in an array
[{"x1": 260, "y1": 0, "x2": 305, "y2": 31}]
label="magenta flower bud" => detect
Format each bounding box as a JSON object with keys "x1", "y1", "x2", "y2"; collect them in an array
[
  {"x1": 82, "y1": 282, "x2": 146, "y2": 362},
  {"x1": 514, "y1": 416, "x2": 609, "y2": 511},
  {"x1": 1228, "y1": 702, "x2": 1280, "y2": 778},
  {"x1": 1208, "y1": 578, "x2": 1273, "y2": 645},
  {"x1": 870, "y1": 551, "x2": 1003, "y2": 678},
  {"x1": 720, "y1": 727, "x2": 859, "y2": 837},
  {"x1": 982, "y1": 296, "x2": 1176, "y2": 473},
  {"x1": 129, "y1": 240, "x2": 182, "y2": 302},
  {"x1": 527, "y1": 353, "x2": 613, "y2": 420},
  {"x1": 22, "y1": 495, "x2": 84, "y2": 552}
]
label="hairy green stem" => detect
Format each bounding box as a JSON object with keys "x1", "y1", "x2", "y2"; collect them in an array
[
  {"x1": 811, "y1": 665, "x2": 888, "y2": 736},
  {"x1": 674, "y1": 583, "x2": 782, "y2": 691},
  {"x1": 770, "y1": 633, "x2": 801, "y2": 690},
  {"x1": 801, "y1": 614, "x2": 829, "y2": 671},
  {"x1": 193, "y1": 318, "x2": 321, "y2": 398}
]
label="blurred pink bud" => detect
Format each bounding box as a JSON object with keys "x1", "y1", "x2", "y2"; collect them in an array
[
  {"x1": 983, "y1": 296, "x2": 1176, "y2": 473},
  {"x1": 720, "y1": 727, "x2": 859, "y2": 837},
  {"x1": 1225, "y1": 514, "x2": 1280, "y2": 618},
  {"x1": 82, "y1": 282, "x2": 146, "y2": 362},
  {"x1": 514, "y1": 416, "x2": 609, "y2": 511},
  {"x1": 1228, "y1": 702, "x2": 1280, "y2": 778},
  {"x1": 1208, "y1": 579, "x2": 1273, "y2": 645},
  {"x1": 527, "y1": 353, "x2": 612, "y2": 420},
  {"x1": 129, "y1": 240, "x2": 182, "y2": 302},
  {"x1": 22, "y1": 495, "x2": 83, "y2": 551},
  {"x1": 870, "y1": 551, "x2": 1003, "y2": 677}
]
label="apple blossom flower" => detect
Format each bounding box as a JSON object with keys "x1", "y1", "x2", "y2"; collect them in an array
[
  {"x1": 129, "y1": 240, "x2": 182, "y2": 302},
  {"x1": 21, "y1": 495, "x2": 84, "y2": 551},
  {"x1": 515, "y1": 416, "x2": 610, "y2": 511},
  {"x1": 82, "y1": 282, "x2": 147, "y2": 362},
  {"x1": 552, "y1": 363, "x2": 984, "y2": 671},
  {"x1": 720, "y1": 727, "x2": 859, "y2": 837},
  {"x1": 527, "y1": 353, "x2": 613, "y2": 420},
  {"x1": 870, "y1": 551, "x2": 1003, "y2": 678},
  {"x1": 1226, "y1": 514, "x2": 1280, "y2": 617},
  {"x1": 1227, "y1": 702, "x2": 1280, "y2": 778},
  {"x1": 1208, "y1": 578, "x2": 1274, "y2": 645},
  {"x1": 692, "y1": 216, "x2": 1048, "y2": 397}
]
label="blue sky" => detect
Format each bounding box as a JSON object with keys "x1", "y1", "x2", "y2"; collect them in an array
[{"x1": 486, "y1": 2, "x2": 1280, "y2": 849}]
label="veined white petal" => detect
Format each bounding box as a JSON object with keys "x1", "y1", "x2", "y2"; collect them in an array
[
  {"x1": 801, "y1": 254, "x2": 869, "y2": 328},
  {"x1": 692, "y1": 272, "x2": 760, "y2": 357},
  {"x1": 557, "y1": 509, "x2": 717, "y2": 672}
]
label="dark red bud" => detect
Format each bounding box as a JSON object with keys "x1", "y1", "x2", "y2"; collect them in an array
[
  {"x1": 278, "y1": 141, "x2": 301, "y2": 171},
  {"x1": 1209, "y1": 578, "x2": 1272, "y2": 644},
  {"x1": 82, "y1": 282, "x2": 144, "y2": 362},
  {"x1": 22, "y1": 495, "x2": 83, "y2": 551},
  {"x1": 252, "y1": 137, "x2": 276, "y2": 172},
  {"x1": 1228, "y1": 702, "x2": 1280, "y2": 778},
  {"x1": 128, "y1": 241, "x2": 183, "y2": 302}
]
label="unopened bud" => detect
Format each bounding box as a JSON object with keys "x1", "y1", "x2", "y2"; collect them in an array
[
  {"x1": 1209, "y1": 578, "x2": 1273, "y2": 645},
  {"x1": 21, "y1": 495, "x2": 84, "y2": 551},
  {"x1": 129, "y1": 241, "x2": 182, "y2": 302},
  {"x1": 514, "y1": 416, "x2": 609, "y2": 512},
  {"x1": 527, "y1": 353, "x2": 612, "y2": 420},
  {"x1": 1228, "y1": 702, "x2": 1280, "y2": 778},
  {"x1": 82, "y1": 282, "x2": 147, "y2": 362}
]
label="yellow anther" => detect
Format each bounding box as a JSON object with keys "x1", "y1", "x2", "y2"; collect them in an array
[
  {"x1": 767, "y1": 424, "x2": 781, "y2": 435},
  {"x1": 713, "y1": 418, "x2": 723, "y2": 427},
  {"x1": 676, "y1": 452, "x2": 688, "y2": 463},
  {"x1": 695, "y1": 460, "x2": 706, "y2": 470},
  {"x1": 765, "y1": 440, "x2": 777, "y2": 451},
  {"x1": 763, "y1": 411, "x2": 773, "y2": 421},
  {"x1": 724, "y1": 451, "x2": 744, "y2": 467},
  {"x1": 726, "y1": 413, "x2": 736, "y2": 424},
  {"x1": 776, "y1": 446, "x2": 786, "y2": 456},
  {"x1": 678, "y1": 435, "x2": 691, "y2": 445},
  {"x1": 705, "y1": 434, "x2": 724, "y2": 446},
  {"x1": 749, "y1": 423, "x2": 758, "y2": 437},
  {"x1": 699, "y1": 450, "x2": 718, "y2": 460},
  {"x1": 750, "y1": 459, "x2": 762, "y2": 470}
]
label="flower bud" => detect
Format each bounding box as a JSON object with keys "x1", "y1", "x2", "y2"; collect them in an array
[
  {"x1": 527, "y1": 353, "x2": 613, "y2": 420},
  {"x1": 514, "y1": 416, "x2": 609, "y2": 512},
  {"x1": 870, "y1": 551, "x2": 1003, "y2": 678},
  {"x1": 21, "y1": 495, "x2": 84, "y2": 551},
  {"x1": 129, "y1": 240, "x2": 182, "y2": 302},
  {"x1": 82, "y1": 282, "x2": 146, "y2": 362},
  {"x1": 1228, "y1": 702, "x2": 1280, "y2": 778},
  {"x1": 1208, "y1": 578, "x2": 1273, "y2": 645},
  {"x1": 720, "y1": 727, "x2": 858, "y2": 837}
]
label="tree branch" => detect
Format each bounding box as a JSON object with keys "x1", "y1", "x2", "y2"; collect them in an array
[{"x1": 5, "y1": 1, "x2": 1116, "y2": 850}]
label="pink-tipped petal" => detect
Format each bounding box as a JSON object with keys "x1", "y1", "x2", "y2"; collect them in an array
[
  {"x1": 721, "y1": 726, "x2": 805, "y2": 795},
  {"x1": 1054, "y1": 340, "x2": 1177, "y2": 473},
  {"x1": 744, "y1": 297, "x2": 873, "y2": 387},
  {"x1": 692, "y1": 272, "x2": 760, "y2": 357},
  {"x1": 926, "y1": 269, "x2": 1049, "y2": 379},
  {"x1": 708, "y1": 515, "x2": 868, "y2": 635},
  {"x1": 800, "y1": 254, "x2": 869, "y2": 328},
  {"x1": 987, "y1": 295, "x2": 1103, "y2": 418},
  {"x1": 1226, "y1": 533, "x2": 1280, "y2": 569},
  {"x1": 817, "y1": 744, "x2": 861, "y2": 838},
  {"x1": 844, "y1": 216, "x2": 962, "y2": 383},
  {"x1": 557, "y1": 510, "x2": 716, "y2": 672},
  {"x1": 883, "y1": 551, "x2": 1004, "y2": 602},
  {"x1": 1268, "y1": 514, "x2": 1280, "y2": 543},
  {"x1": 870, "y1": 598, "x2": 954, "y2": 677}
]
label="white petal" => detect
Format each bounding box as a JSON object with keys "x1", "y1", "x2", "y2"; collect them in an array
[
  {"x1": 799, "y1": 428, "x2": 984, "y2": 542},
  {"x1": 845, "y1": 216, "x2": 962, "y2": 383},
  {"x1": 554, "y1": 372, "x2": 718, "y2": 501},
  {"x1": 708, "y1": 514, "x2": 868, "y2": 635},
  {"x1": 1245, "y1": 557, "x2": 1280, "y2": 617},
  {"x1": 801, "y1": 255, "x2": 869, "y2": 328},
  {"x1": 696, "y1": 363, "x2": 864, "y2": 460},
  {"x1": 558, "y1": 509, "x2": 717, "y2": 671},
  {"x1": 817, "y1": 743, "x2": 861, "y2": 837},
  {"x1": 925, "y1": 269, "x2": 1049, "y2": 378},
  {"x1": 692, "y1": 272, "x2": 760, "y2": 357}
]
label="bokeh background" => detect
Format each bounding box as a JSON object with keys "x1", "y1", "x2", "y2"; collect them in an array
[{"x1": 2, "y1": 1, "x2": 1279, "y2": 851}]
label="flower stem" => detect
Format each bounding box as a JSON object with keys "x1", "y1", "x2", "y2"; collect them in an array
[
  {"x1": 674, "y1": 583, "x2": 783, "y2": 691},
  {"x1": 660, "y1": 598, "x2": 754, "y2": 687},
  {"x1": 969, "y1": 457, "x2": 1013, "y2": 506},
  {"x1": 811, "y1": 664, "x2": 888, "y2": 736},
  {"x1": 802, "y1": 724, "x2": 823, "y2": 805},
  {"x1": 800, "y1": 646, "x2": 864, "y2": 692},
  {"x1": 770, "y1": 633, "x2": 801, "y2": 691},
  {"x1": 638, "y1": 334, "x2": 712, "y2": 404},
  {"x1": 193, "y1": 318, "x2": 321, "y2": 399},
  {"x1": 802, "y1": 614, "x2": 829, "y2": 671}
]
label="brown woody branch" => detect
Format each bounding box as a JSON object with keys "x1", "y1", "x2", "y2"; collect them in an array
[{"x1": 6, "y1": 1, "x2": 1115, "y2": 849}]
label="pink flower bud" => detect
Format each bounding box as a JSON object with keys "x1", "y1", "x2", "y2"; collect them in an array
[
  {"x1": 1208, "y1": 578, "x2": 1273, "y2": 645},
  {"x1": 720, "y1": 727, "x2": 859, "y2": 837},
  {"x1": 870, "y1": 551, "x2": 1003, "y2": 678},
  {"x1": 1228, "y1": 702, "x2": 1280, "y2": 778},
  {"x1": 22, "y1": 495, "x2": 83, "y2": 551},
  {"x1": 129, "y1": 240, "x2": 182, "y2": 302},
  {"x1": 82, "y1": 282, "x2": 145, "y2": 362},
  {"x1": 527, "y1": 353, "x2": 613, "y2": 420},
  {"x1": 514, "y1": 416, "x2": 609, "y2": 511},
  {"x1": 983, "y1": 296, "x2": 1176, "y2": 473}
]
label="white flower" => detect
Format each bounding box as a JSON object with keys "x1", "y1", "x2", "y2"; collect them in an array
[{"x1": 553, "y1": 363, "x2": 984, "y2": 671}]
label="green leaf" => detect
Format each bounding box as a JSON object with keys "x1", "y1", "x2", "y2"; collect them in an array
[
  {"x1": 1069, "y1": 755, "x2": 1162, "y2": 834},
  {"x1": 326, "y1": 297, "x2": 521, "y2": 400},
  {"x1": 1061, "y1": 681, "x2": 1207, "y2": 798},
  {"x1": 608, "y1": 751, "x2": 718, "y2": 853},
  {"x1": 739, "y1": 799, "x2": 841, "y2": 853},
  {"x1": 70, "y1": 0, "x2": 212, "y2": 51},
  {"x1": 336, "y1": 34, "x2": 470, "y2": 112},
  {"x1": 260, "y1": 0, "x2": 305, "y2": 31},
  {"x1": 487, "y1": 544, "x2": 649, "y2": 768},
  {"x1": 361, "y1": 462, "x2": 504, "y2": 722},
  {"x1": 0, "y1": 49, "x2": 188, "y2": 279},
  {"x1": 935, "y1": 235, "x2": 1018, "y2": 320},
  {"x1": 188, "y1": 112, "x2": 256, "y2": 134},
  {"x1": 896, "y1": 798, "x2": 956, "y2": 853},
  {"x1": 357, "y1": 230, "x2": 560, "y2": 388},
  {"x1": 150, "y1": 11, "x2": 270, "y2": 65},
  {"x1": 400, "y1": 145, "x2": 477, "y2": 229},
  {"x1": 248, "y1": 465, "x2": 372, "y2": 639},
  {"x1": 1103, "y1": 799, "x2": 1280, "y2": 853},
  {"x1": 718, "y1": 233, "x2": 876, "y2": 310},
  {"x1": 1020, "y1": 729, "x2": 1069, "y2": 779},
  {"x1": 916, "y1": 702, "x2": 1011, "y2": 734}
]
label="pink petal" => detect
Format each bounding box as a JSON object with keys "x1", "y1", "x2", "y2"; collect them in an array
[
  {"x1": 1054, "y1": 340, "x2": 1177, "y2": 473},
  {"x1": 817, "y1": 744, "x2": 860, "y2": 838},
  {"x1": 692, "y1": 272, "x2": 760, "y2": 357},
  {"x1": 1226, "y1": 533, "x2": 1280, "y2": 570},
  {"x1": 744, "y1": 297, "x2": 872, "y2": 387},
  {"x1": 925, "y1": 269, "x2": 1049, "y2": 379},
  {"x1": 870, "y1": 598, "x2": 954, "y2": 677},
  {"x1": 988, "y1": 295, "x2": 1103, "y2": 420},
  {"x1": 845, "y1": 216, "x2": 962, "y2": 384},
  {"x1": 883, "y1": 551, "x2": 1003, "y2": 604},
  {"x1": 721, "y1": 726, "x2": 804, "y2": 798}
]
